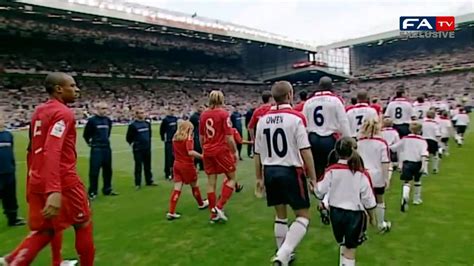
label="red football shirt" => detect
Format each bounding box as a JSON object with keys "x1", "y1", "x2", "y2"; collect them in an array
[
  {"x1": 173, "y1": 138, "x2": 194, "y2": 165},
  {"x1": 371, "y1": 103, "x2": 383, "y2": 115},
  {"x1": 199, "y1": 107, "x2": 233, "y2": 156},
  {"x1": 293, "y1": 101, "x2": 305, "y2": 112},
  {"x1": 248, "y1": 103, "x2": 272, "y2": 130},
  {"x1": 232, "y1": 128, "x2": 243, "y2": 145},
  {"x1": 28, "y1": 99, "x2": 81, "y2": 194}
]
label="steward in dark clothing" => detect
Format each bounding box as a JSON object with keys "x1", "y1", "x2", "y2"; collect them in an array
[
  {"x1": 245, "y1": 107, "x2": 255, "y2": 157},
  {"x1": 231, "y1": 109, "x2": 243, "y2": 160},
  {"x1": 83, "y1": 106, "x2": 118, "y2": 199},
  {"x1": 189, "y1": 107, "x2": 204, "y2": 170},
  {"x1": 160, "y1": 114, "x2": 178, "y2": 180},
  {"x1": 0, "y1": 125, "x2": 25, "y2": 226},
  {"x1": 126, "y1": 109, "x2": 156, "y2": 188}
]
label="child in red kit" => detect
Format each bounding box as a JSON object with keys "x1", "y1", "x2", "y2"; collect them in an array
[{"x1": 166, "y1": 121, "x2": 209, "y2": 220}]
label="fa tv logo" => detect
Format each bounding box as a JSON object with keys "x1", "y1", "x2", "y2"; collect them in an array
[{"x1": 399, "y1": 16, "x2": 455, "y2": 38}]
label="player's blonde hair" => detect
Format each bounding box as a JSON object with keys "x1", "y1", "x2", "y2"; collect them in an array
[
  {"x1": 409, "y1": 121, "x2": 422, "y2": 135},
  {"x1": 382, "y1": 117, "x2": 393, "y2": 128},
  {"x1": 426, "y1": 110, "x2": 436, "y2": 119},
  {"x1": 208, "y1": 90, "x2": 224, "y2": 109},
  {"x1": 173, "y1": 120, "x2": 193, "y2": 141},
  {"x1": 360, "y1": 117, "x2": 381, "y2": 138}
]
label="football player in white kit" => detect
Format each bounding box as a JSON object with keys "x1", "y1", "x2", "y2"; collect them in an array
[
  {"x1": 357, "y1": 118, "x2": 391, "y2": 233},
  {"x1": 381, "y1": 118, "x2": 400, "y2": 180},
  {"x1": 302, "y1": 76, "x2": 351, "y2": 225},
  {"x1": 390, "y1": 122, "x2": 428, "y2": 212},
  {"x1": 254, "y1": 81, "x2": 317, "y2": 266},
  {"x1": 384, "y1": 89, "x2": 414, "y2": 138},
  {"x1": 346, "y1": 90, "x2": 379, "y2": 139},
  {"x1": 413, "y1": 96, "x2": 431, "y2": 121},
  {"x1": 438, "y1": 110, "x2": 454, "y2": 156},
  {"x1": 453, "y1": 107, "x2": 470, "y2": 146},
  {"x1": 422, "y1": 110, "x2": 442, "y2": 174}
]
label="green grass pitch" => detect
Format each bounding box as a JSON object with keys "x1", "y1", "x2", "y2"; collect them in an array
[{"x1": 1, "y1": 125, "x2": 473, "y2": 266}]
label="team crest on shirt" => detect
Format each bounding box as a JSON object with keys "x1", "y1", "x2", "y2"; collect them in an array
[{"x1": 50, "y1": 120, "x2": 66, "y2": 138}]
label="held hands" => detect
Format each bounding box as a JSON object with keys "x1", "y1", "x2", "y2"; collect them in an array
[
  {"x1": 255, "y1": 179, "x2": 264, "y2": 198},
  {"x1": 42, "y1": 192, "x2": 61, "y2": 219},
  {"x1": 309, "y1": 179, "x2": 317, "y2": 196}
]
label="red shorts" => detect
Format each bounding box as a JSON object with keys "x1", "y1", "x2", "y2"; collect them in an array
[
  {"x1": 173, "y1": 163, "x2": 198, "y2": 184},
  {"x1": 203, "y1": 152, "x2": 236, "y2": 175},
  {"x1": 28, "y1": 183, "x2": 91, "y2": 231}
]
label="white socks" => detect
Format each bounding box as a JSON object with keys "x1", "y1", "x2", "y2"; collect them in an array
[
  {"x1": 414, "y1": 181, "x2": 422, "y2": 201},
  {"x1": 276, "y1": 217, "x2": 309, "y2": 262},
  {"x1": 432, "y1": 155, "x2": 439, "y2": 172},
  {"x1": 388, "y1": 165, "x2": 393, "y2": 181},
  {"x1": 402, "y1": 183, "x2": 411, "y2": 201},
  {"x1": 375, "y1": 203, "x2": 386, "y2": 229},
  {"x1": 274, "y1": 218, "x2": 288, "y2": 249},
  {"x1": 341, "y1": 257, "x2": 355, "y2": 266},
  {"x1": 339, "y1": 246, "x2": 355, "y2": 266},
  {"x1": 339, "y1": 246, "x2": 344, "y2": 266}
]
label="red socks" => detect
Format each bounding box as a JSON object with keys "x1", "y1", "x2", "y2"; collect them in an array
[
  {"x1": 217, "y1": 183, "x2": 234, "y2": 210},
  {"x1": 8, "y1": 231, "x2": 53, "y2": 266},
  {"x1": 191, "y1": 186, "x2": 204, "y2": 206},
  {"x1": 74, "y1": 222, "x2": 95, "y2": 266},
  {"x1": 207, "y1": 192, "x2": 216, "y2": 217},
  {"x1": 51, "y1": 231, "x2": 63, "y2": 266},
  {"x1": 168, "y1": 190, "x2": 182, "y2": 214}
]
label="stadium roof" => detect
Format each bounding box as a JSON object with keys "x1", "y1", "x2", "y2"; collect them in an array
[
  {"x1": 13, "y1": 0, "x2": 318, "y2": 52},
  {"x1": 317, "y1": 12, "x2": 474, "y2": 51}
]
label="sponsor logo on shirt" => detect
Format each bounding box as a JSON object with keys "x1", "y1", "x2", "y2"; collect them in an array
[{"x1": 50, "y1": 120, "x2": 66, "y2": 138}]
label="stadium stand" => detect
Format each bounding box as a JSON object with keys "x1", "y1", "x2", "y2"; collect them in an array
[{"x1": 0, "y1": 2, "x2": 472, "y2": 129}]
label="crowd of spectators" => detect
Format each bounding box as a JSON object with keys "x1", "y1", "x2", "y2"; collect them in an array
[
  {"x1": 352, "y1": 26, "x2": 473, "y2": 78},
  {"x1": 0, "y1": 36, "x2": 249, "y2": 80},
  {"x1": 340, "y1": 71, "x2": 473, "y2": 104},
  {"x1": 354, "y1": 46, "x2": 474, "y2": 78},
  {"x1": 0, "y1": 77, "x2": 267, "y2": 128},
  {"x1": 0, "y1": 15, "x2": 241, "y2": 57},
  {"x1": 1, "y1": 70, "x2": 471, "y2": 129}
]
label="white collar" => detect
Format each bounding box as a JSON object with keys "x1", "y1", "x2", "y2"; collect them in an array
[{"x1": 270, "y1": 104, "x2": 292, "y2": 110}]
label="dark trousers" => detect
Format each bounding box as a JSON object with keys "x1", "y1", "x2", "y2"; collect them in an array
[
  {"x1": 236, "y1": 129, "x2": 243, "y2": 159},
  {"x1": 133, "y1": 149, "x2": 153, "y2": 186},
  {"x1": 309, "y1": 133, "x2": 337, "y2": 179},
  {"x1": 164, "y1": 141, "x2": 175, "y2": 178},
  {"x1": 194, "y1": 137, "x2": 204, "y2": 171},
  {"x1": 0, "y1": 173, "x2": 19, "y2": 224},
  {"x1": 246, "y1": 130, "x2": 253, "y2": 157},
  {"x1": 88, "y1": 147, "x2": 113, "y2": 195}
]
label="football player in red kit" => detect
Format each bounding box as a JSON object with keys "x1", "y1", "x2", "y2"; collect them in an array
[
  {"x1": 199, "y1": 90, "x2": 238, "y2": 222},
  {"x1": 1, "y1": 73, "x2": 95, "y2": 266},
  {"x1": 166, "y1": 120, "x2": 209, "y2": 220}
]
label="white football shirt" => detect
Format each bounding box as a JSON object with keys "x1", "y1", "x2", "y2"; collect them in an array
[
  {"x1": 357, "y1": 137, "x2": 390, "y2": 188},
  {"x1": 381, "y1": 127, "x2": 400, "y2": 146},
  {"x1": 302, "y1": 91, "x2": 351, "y2": 137},
  {"x1": 390, "y1": 134, "x2": 428, "y2": 162},
  {"x1": 422, "y1": 119, "x2": 441, "y2": 141},
  {"x1": 438, "y1": 118, "x2": 453, "y2": 138},
  {"x1": 255, "y1": 104, "x2": 310, "y2": 167},
  {"x1": 453, "y1": 113, "x2": 470, "y2": 126},
  {"x1": 413, "y1": 101, "x2": 431, "y2": 120},
  {"x1": 346, "y1": 103, "x2": 379, "y2": 138},
  {"x1": 315, "y1": 160, "x2": 376, "y2": 211},
  {"x1": 384, "y1": 98, "x2": 414, "y2": 125}
]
